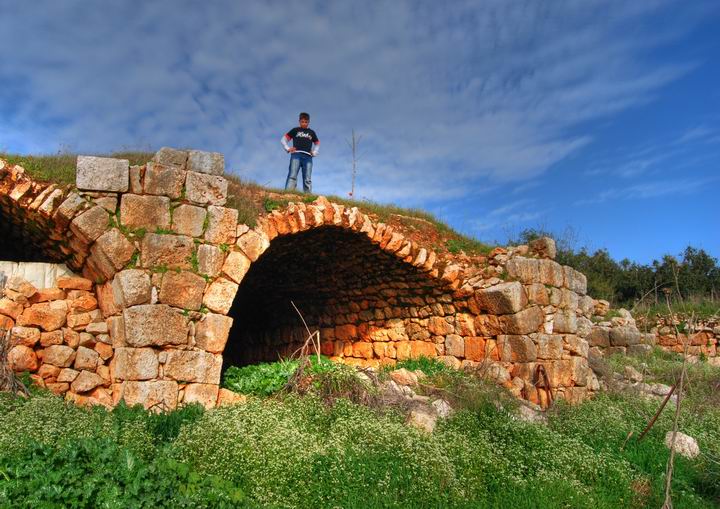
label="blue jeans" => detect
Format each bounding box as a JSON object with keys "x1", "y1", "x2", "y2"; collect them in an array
[{"x1": 285, "y1": 153, "x2": 313, "y2": 193}]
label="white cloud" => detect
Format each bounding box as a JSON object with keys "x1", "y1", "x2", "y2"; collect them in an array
[{"x1": 0, "y1": 0, "x2": 710, "y2": 207}]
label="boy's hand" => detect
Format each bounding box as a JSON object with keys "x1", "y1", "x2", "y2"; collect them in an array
[{"x1": 287, "y1": 147, "x2": 297, "y2": 153}]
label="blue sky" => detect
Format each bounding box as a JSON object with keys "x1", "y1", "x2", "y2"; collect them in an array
[{"x1": 1, "y1": 0, "x2": 718, "y2": 264}]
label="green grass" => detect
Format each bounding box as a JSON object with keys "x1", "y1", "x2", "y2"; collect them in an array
[
  {"x1": 0, "y1": 151, "x2": 154, "y2": 186},
  {"x1": 1, "y1": 351, "x2": 719, "y2": 509}
]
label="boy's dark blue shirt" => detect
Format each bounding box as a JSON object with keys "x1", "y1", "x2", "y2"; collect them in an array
[{"x1": 285, "y1": 127, "x2": 319, "y2": 156}]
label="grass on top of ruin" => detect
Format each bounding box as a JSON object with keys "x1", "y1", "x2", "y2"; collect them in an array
[{"x1": 1, "y1": 150, "x2": 494, "y2": 256}]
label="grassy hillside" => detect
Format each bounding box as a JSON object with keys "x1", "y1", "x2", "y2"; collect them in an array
[{"x1": 1, "y1": 350, "x2": 718, "y2": 508}]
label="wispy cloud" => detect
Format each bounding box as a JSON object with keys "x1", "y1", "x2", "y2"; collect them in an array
[
  {"x1": 576, "y1": 177, "x2": 718, "y2": 205},
  {"x1": 0, "y1": 0, "x2": 712, "y2": 206}
]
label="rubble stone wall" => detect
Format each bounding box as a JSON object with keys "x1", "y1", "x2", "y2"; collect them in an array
[{"x1": 1, "y1": 151, "x2": 602, "y2": 409}]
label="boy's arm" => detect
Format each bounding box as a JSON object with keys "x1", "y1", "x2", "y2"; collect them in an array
[
  {"x1": 311, "y1": 132, "x2": 320, "y2": 157},
  {"x1": 281, "y1": 134, "x2": 292, "y2": 152}
]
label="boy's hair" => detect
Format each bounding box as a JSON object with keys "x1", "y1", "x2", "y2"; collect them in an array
[{"x1": 299, "y1": 112, "x2": 310, "y2": 121}]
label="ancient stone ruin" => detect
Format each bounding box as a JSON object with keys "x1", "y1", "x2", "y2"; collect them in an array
[{"x1": 1, "y1": 149, "x2": 713, "y2": 410}]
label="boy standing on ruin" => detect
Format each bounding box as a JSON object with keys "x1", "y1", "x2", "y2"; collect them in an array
[{"x1": 281, "y1": 112, "x2": 320, "y2": 193}]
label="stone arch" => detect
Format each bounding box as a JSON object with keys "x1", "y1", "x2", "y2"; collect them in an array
[
  {"x1": 2, "y1": 150, "x2": 600, "y2": 411},
  {"x1": 222, "y1": 214, "x2": 456, "y2": 369}
]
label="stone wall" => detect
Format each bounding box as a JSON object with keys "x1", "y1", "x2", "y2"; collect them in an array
[{"x1": 1, "y1": 151, "x2": 605, "y2": 409}]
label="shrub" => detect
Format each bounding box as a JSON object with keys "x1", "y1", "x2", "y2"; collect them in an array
[{"x1": 0, "y1": 438, "x2": 244, "y2": 508}]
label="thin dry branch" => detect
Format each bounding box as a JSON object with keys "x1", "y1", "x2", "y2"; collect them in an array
[{"x1": 0, "y1": 328, "x2": 30, "y2": 397}]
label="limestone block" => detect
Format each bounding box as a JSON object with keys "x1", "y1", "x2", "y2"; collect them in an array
[
  {"x1": 204, "y1": 206, "x2": 238, "y2": 245},
  {"x1": 610, "y1": 326, "x2": 641, "y2": 347},
  {"x1": 576, "y1": 316, "x2": 593, "y2": 338},
  {"x1": 195, "y1": 313, "x2": 233, "y2": 353},
  {"x1": 217, "y1": 388, "x2": 247, "y2": 406},
  {"x1": 525, "y1": 283, "x2": 549, "y2": 305},
  {"x1": 202, "y1": 278, "x2": 238, "y2": 315},
  {"x1": 94, "y1": 196, "x2": 117, "y2": 213},
  {"x1": 171, "y1": 204, "x2": 206, "y2": 238},
  {"x1": 0, "y1": 298, "x2": 23, "y2": 319},
  {"x1": 197, "y1": 244, "x2": 224, "y2": 277},
  {"x1": 183, "y1": 383, "x2": 220, "y2": 408},
  {"x1": 222, "y1": 251, "x2": 251, "y2": 284},
  {"x1": 163, "y1": 350, "x2": 222, "y2": 384},
  {"x1": 236, "y1": 230, "x2": 268, "y2": 262},
  {"x1": 108, "y1": 315, "x2": 126, "y2": 347},
  {"x1": 120, "y1": 380, "x2": 179, "y2": 410},
  {"x1": 40, "y1": 330, "x2": 64, "y2": 347},
  {"x1": 335, "y1": 324, "x2": 357, "y2": 341},
  {"x1": 8, "y1": 345, "x2": 39, "y2": 372},
  {"x1": 628, "y1": 344, "x2": 653, "y2": 356},
  {"x1": 17, "y1": 303, "x2": 66, "y2": 331},
  {"x1": 112, "y1": 347, "x2": 159, "y2": 381},
  {"x1": 144, "y1": 162, "x2": 185, "y2": 198},
  {"x1": 185, "y1": 172, "x2": 227, "y2": 206},
  {"x1": 74, "y1": 346, "x2": 100, "y2": 370},
  {"x1": 578, "y1": 295, "x2": 595, "y2": 317},
  {"x1": 70, "y1": 206, "x2": 109, "y2": 244},
  {"x1": 505, "y1": 257, "x2": 539, "y2": 284},
  {"x1": 353, "y1": 342, "x2": 373, "y2": 359},
  {"x1": 42, "y1": 345, "x2": 77, "y2": 367},
  {"x1": 587, "y1": 327, "x2": 610, "y2": 347},
  {"x1": 159, "y1": 271, "x2": 206, "y2": 311},
  {"x1": 498, "y1": 335, "x2": 537, "y2": 362},
  {"x1": 6, "y1": 276, "x2": 38, "y2": 298},
  {"x1": 140, "y1": 233, "x2": 194, "y2": 270},
  {"x1": 57, "y1": 276, "x2": 93, "y2": 291},
  {"x1": 123, "y1": 304, "x2": 189, "y2": 347},
  {"x1": 445, "y1": 334, "x2": 465, "y2": 357},
  {"x1": 499, "y1": 306, "x2": 544, "y2": 335},
  {"x1": 71, "y1": 370, "x2": 105, "y2": 393},
  {"x1": 187, "y1": 150, "x2": 224, "y2": 175},
  {"x1": 664, "y1": 431, "x2": 700, "y2": 459},
  {"x1": 476, "y1": 282, "x2": 528, "y2": 314},
  {"x1": 112, "y1": 269, "x2": 152, "y2": 308},
  {"x1": 94, "y1": 229, "x2": 135, "y2": 271},
  {"x1": 537, "y1": 259, "x2": 565, "y2": 287},
  {"x1": 547, "y1": 358, "x2": 588, "y2": 387},
  {"x1": 153, "y1": 147, "x2": 188, "y2": 168},
  {"x1": 563, "y1": 266, "x2": 587, "y2": 295},
  {"x1": 428, "y1": 316, "x2": 453, "y2": 335},
  {"x1": 529, "y1": 237, "x2": 556, "y2": 259},
  {"x1": 536, "y1": 334, "x2": 563, "y2": 360},
  {"x1": 553, "y1": 310, "x2": 578, "y2": 334},
  {"x1": 94, "y1": 342, "x2": 113, "y2": 360},
  {"x1": 129, "y1": 166, "x2": 143, "y2": 193},
  {"x1": 76, "y1": 156, "x2": 129, "y2": 192},
  {"x1": 57, "y1": 368, "x2": 79, "y2": 383},
  {"x1": 54, "y1": 193, "x2": 86, "y2": 227},
  {"x1": 10, "y1": 326, "x2": 41, "y2": 347},
  {"x1": 563, "y1": 335, "x2": 589, "y2": 357},
  {"x1": 120, "y1": 194, "x2": 171, "y2": 230},
  {"x1": 474, "y1": 315, "x2": 503, "y2": 337},
  {"x1": 89, "y1": 242, "x2": 118, "y2": 280},
  {"x1": 463, "y1": 337, "x2": 487, "y2": 361},
  {"x1": 69, "y1": 294, "x2": 98, "y2": 313}
]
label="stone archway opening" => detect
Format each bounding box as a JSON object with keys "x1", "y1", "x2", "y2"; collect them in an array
[{"x1": 224, "y1": 225, "x2": 443, "y2": 368}]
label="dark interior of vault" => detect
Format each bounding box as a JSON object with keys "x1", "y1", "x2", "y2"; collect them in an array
[{"x1": 223, "y1": 226, "x2": 434, "y2": 368}]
